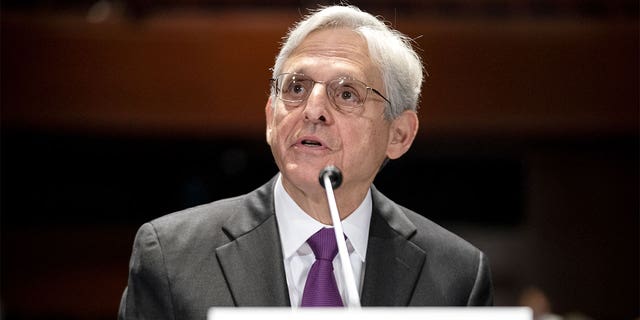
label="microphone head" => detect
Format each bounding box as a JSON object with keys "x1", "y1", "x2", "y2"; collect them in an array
[{"x1": 319, "y1": 165, "x2": 343, "y2": 189}]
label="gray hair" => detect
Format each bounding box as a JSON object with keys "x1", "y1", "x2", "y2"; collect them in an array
[{"x1": 271, "y1": 5, "x2": 424, "y2": 119}]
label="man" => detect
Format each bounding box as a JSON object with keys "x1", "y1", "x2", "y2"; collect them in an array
[{"x1": 119, "y1": 5, "x2": 493, "y2": 320}]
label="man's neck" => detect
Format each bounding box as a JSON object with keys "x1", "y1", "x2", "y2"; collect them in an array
[{"x1": 281, "y1": 177, "x2": 369, "y2": 225}]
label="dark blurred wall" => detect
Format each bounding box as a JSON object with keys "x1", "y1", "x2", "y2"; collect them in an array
[{"x1": 1, "y1": 1, "x2": 638, "y2": 319}]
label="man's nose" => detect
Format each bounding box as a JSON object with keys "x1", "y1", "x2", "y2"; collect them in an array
[{"x1": 303, "y1": 83, "x2": 332, "y2": 124}]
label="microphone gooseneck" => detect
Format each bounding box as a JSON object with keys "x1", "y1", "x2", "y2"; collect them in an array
[
  {"x1": 318, "y1": 165, "x2": 343, "y2": 189},
  {"x1": 317, "y1": 165, "x2": 361, "y2": 308}
]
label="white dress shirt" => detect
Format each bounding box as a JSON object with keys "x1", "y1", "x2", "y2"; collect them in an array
[{"x1": 273, "y1": 174, "x2": 372, "y2": 307}]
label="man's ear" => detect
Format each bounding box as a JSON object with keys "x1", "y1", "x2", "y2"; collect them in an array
[
  {"x1": 265, "y1": 96, "x2": 274, "y2": 146},
  {"x1": 386, "y1": 110, "x2": 419, "y2": 160}
]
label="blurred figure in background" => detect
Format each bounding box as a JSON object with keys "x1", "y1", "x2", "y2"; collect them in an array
[
  {"x1": 519, "y1": 286, "x2": 562, "y2": 320},
  {"x1": 519, "y1": 286, "x2": 596, "y2": 320}
]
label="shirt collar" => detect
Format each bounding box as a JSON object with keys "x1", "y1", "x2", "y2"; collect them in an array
[{"x1": 274, "y1": 173, "x2": 371, "y2": 262}]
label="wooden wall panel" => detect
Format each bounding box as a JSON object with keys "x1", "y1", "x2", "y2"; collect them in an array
[{"x1": 2, "y1": 10, "x2": 637, "y2": 138}]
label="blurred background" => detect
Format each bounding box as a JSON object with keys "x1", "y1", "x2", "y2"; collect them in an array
[{"x1": 1, "y1": 0, "x2": 638, "y2": 319}]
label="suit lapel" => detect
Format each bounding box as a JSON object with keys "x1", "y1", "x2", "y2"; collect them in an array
[
  {"x1": 360, "y1": 187, "x2": 426, "y2": 306},
  {"x1": 215, "y1": 178, "x2": 291, "y2": 306}
]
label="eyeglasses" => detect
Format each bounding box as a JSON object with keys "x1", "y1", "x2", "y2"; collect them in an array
[{"x1": 270, "y1": 73, "x2": 391, "y2": 112}]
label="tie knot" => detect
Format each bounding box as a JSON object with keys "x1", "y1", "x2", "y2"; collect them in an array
[{"x1": 307, "y1": 228, "x2": 339, "y2": 261}]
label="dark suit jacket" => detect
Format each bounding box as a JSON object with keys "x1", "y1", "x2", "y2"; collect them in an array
[{"x1": 118, "y1": 177, "x2": 493, "y2": 319}]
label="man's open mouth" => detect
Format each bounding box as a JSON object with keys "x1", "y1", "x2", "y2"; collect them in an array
[{"x1": 301, "y1": 140, "x2": 322, "y2": 147}]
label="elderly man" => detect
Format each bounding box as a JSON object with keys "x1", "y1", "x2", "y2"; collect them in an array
[{"x1": 119, "y1": 5, "x2": 493, "y2": 320}]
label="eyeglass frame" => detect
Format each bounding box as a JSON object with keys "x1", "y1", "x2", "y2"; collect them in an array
[{"x1": 269, "y1": 72, "x2": 392, "y2": 112}]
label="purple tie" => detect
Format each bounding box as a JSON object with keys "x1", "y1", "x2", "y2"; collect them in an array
[{"x1": 300, "y1": 228, "x2": 344, "y2": 307}]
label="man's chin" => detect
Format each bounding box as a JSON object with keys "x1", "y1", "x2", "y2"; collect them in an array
[{"x1": 281, "y1": 167, "x2": 326, "y2": 193}]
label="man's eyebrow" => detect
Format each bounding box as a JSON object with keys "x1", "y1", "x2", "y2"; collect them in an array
[
  {"x1": 335, "y1": 73, "x2": 354, "y2": 79},
  {"x1": 286, "y1": 69, "x2": 361, "y2": 81}
]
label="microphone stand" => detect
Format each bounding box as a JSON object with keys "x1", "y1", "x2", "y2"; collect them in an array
[{"x1": 320, "y1": 166, "x2": 362, "y2": 308}]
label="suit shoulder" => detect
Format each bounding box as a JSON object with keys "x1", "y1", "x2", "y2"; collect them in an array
[
  {"x1": 151, "y1": 193, "x2": 248, "y2": 230},
  {"x1": 401, "y1": 206, "x2": 482, "y2": 256},
  {"x1": 142, "y1": 178, "x2": 275, "y2": 247},
  {"x1": 371, "y1": 187, "x2": 481, "y2": 256}
]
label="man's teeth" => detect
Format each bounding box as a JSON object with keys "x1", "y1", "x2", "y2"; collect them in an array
[{"x1": 302, "y1": 140, "x2": 321, "y2": 146}]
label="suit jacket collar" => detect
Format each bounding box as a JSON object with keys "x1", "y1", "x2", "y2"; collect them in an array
[
  {"x1": 360, "y1": 186, "x2": 427, "y2": 306},
  {"x1": 215, "y1": 177, "x2": 291, "y2": 306}
]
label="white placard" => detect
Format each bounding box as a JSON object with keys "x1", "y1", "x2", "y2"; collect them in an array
[{"x1": 208, "y1": 307, "x2": 532, "y2": 320}]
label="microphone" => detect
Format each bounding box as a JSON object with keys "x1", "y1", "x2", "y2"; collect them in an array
[
  {"x1": 319, "y1": 165, "x2": 342, "y2": 189},
  {"x1": 318, "y1": 166, "x2": 361, "y2": 308}
]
